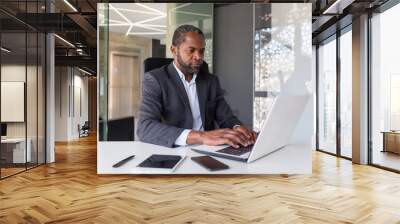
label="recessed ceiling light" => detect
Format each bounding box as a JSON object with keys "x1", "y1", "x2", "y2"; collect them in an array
[
  {"x1": 78, "y1": 67, "x2": 93, "y2": 76},
  {"x1": 63, "y1": 0, "x2": 78, "y2": 12},
  {"x1": 54, "y1": 34, "x2": 75, "y2": 48},
  {"x1": 322, "y1": 0, "x2": 354, "y2": 15},
  {"x1": 1, "y1": 47, "x2": 11, "y2": 53}
]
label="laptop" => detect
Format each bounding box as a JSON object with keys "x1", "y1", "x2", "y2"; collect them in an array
[{"x1": 191, "y1": 94, "x2": 310, "y2": 163}]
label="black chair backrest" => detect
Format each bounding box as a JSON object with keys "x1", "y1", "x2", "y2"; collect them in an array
[
  {"x1": 107, "y1": 117, "x2": 135, "y2": 141},
  {"x1": 143, "y1": 57, "x2": 209, "y2": 74},
  {"x1": 82, "y1": 121, "x2": 89, "y2": 129},
  {"x1": 144, "y1": 58, "x2": 173, "y2": 73},
  {"x1": 1, "y1": 123, "x2": 7, "y2": 136}
]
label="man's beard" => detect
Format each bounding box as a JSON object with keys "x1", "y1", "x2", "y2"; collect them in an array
[{"x1": 177, "y1": 51, "x2": 202, "y2": 75}]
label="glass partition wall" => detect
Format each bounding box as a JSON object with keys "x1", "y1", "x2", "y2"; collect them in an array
[
  {"x1": 0, "y1": 1, "x2": 46, "y2": 179},
  {"x1": 370, "y1": 2, "x2": 400, "y2": 172},
  {"x1": 316, "y1": 27, "x2": 352, "y2": 159}
]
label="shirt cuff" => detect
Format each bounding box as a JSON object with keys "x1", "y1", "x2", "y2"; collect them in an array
[{"x1": 174, "y1": 129, "x2": 191, "y2": 146}]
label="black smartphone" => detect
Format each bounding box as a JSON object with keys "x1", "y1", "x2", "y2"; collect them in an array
[
  {"x1": 191, "y1": 156, "x2": 229, "y2": 171},
  {"x1": 112, "y1": 155, "x2": 135, "y2": 168}
]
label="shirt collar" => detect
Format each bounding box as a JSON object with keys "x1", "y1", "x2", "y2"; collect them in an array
[{"x1": 173, "y1": 61, "x2": 197, "y2": 84}]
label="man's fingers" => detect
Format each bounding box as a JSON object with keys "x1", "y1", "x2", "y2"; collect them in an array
[
  {"x1": 215, "y1": 136, "x2": 238, "y2": 148},
  {"x1": 232, "y1": 128, "x2": 254, "y2": 145},
  {"x1": 222, "y1": 133, "x2": 246, "y2": 147},
  {"x1": 207, "y1": 135, "x2": 238, "y2": 148},
  {"x1": 224, "y1": 130, "x2": 248, "y2": 144},
  {"x1": 234, "y1": 128, "x2": 251, "y2": 139}
]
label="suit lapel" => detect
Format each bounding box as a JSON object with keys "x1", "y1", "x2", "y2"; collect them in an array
[
  {"x1": 196, "y1": 72, "x2": 207, "y2": 126},
  {"x1": 167, "y1": 63, "x2": 191, "y2": 110},
  {"x1": 167, "y1": 62, "x2": 208, "y2": 126}
]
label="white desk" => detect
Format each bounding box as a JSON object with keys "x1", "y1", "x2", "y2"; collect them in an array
[
  {"x1": 1, "y1": 138, "x2": 31, "y2": 163},
  {"x1": 98, "y1": 141, "x2": 311, "y2": 174}
]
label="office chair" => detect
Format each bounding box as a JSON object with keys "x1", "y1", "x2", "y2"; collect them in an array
[
  {"x1": 78, "y1": 121, "x2": 90, "y2": 138},
  {"x1": 143, "y1": 57, "x2": 209, "y2": 73}
]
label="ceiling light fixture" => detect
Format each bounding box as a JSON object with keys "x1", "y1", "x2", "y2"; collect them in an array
[
  {"x1": 1, "y1": 47, "x2": 11, "y2": 53},
  {"x1": 63, "y1": 0, "x2": 78, "y2": 12},
  {"x1": 110, "y1": 3, "x2": 167, "y2": 37},
  {"x1": 113, "y1": 8, "x2": 164, "y2": 16},
  {"x1": 129, "y1": 32, "x2": 166, "y2": 35},
  {"x1": 54, "y1": 34, "x2": 75, "y2": 48},
  {"x1": 136, "y1": 3, "x2": 166, "y2": 15},
  {"x1": 78, "y1": 67, "x2": 93, "y2": 76},
  {"x1": 127, "y1": 15, "x2": 166, "y2": 36},
  {"x1": 110, "y1": 4, "x2": 132, "y2": 24},
  {"x1": 322, "y1": 0, "x2": 354, "y2": 15}
]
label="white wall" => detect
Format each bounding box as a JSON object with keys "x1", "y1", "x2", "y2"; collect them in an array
[
  {"x1": 312, "y1": 45, "x2": 317, "y2": 149},
  {"x1": 1, "y1": 65, "x2": 41, "y2": 138},
  {"x1": 1, "y1": 64, "x2": 47, "y2": 163},
  {"x1": 55, "y1": 66, "x2": 69, "y2": 141},
  {"x1": 71, "y1": 73, "x2": 89, "y2": 138},
  {"x1": 55, "y1": 67, "x2": 89, "y2": 141}
]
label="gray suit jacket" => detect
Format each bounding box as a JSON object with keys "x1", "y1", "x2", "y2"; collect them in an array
[{"x1": 137, "y1": 62, "x2": 242, "y2": 148}]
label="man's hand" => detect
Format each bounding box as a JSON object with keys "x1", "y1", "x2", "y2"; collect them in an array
[
  {"x1": 186, "y1": 127, "x2": 258, "y2": 148},
  {"x1": 232, "y1": 125, "x2": 258, "y2": 145},
  {"x1": 187, "y1": 129, "x2": 250, "y2": 148}
]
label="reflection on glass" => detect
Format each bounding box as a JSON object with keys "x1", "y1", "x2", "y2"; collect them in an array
[
  {"x1": 253, "y1": 3, "x2": 311, "y2": 131},
  {"x1": 253, "y1": 97, "x2": 276, "y2": 132},
  {"x1": 371, "y1": 3, "x2": 400, "y2": 171},
  {"x1": 98, "y1": 3, "x2": 213, "y2": 141},
  {"x1": 318, "y1": 38, "x2": 337, "y2": 154},
  {"x1": 340, "y1": 29, "x2": 352, "y2": 158}
]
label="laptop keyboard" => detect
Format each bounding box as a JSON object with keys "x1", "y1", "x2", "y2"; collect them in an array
[{"x1": 217, "y1": 145, "x2": 253, "y2": 156}]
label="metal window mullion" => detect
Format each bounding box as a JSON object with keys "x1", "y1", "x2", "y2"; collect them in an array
[
  {"x1": 36, "y1": 0, "x2": 39, "y2": 167},
  {"x1": 367, "y1": 10, "x2": 373, "y2": 165},
  {"x1": 25, "y1": 0, "x2": 28, "y2": 171},
  {"x1": 336, "y1": 29, "x2": 341, "y2": 157},
  {"x1": 316, "y1": 44, "x2": 320, "y2": 150}
]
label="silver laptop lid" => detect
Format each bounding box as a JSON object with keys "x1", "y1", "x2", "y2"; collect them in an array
[{"x1": 247, "y1": 94, "x2": 310, "y2": 163}]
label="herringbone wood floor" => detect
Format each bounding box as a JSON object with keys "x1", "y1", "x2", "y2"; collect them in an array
[{"x1": 1, "y1": 134, "x2": 400, "y2": 224}]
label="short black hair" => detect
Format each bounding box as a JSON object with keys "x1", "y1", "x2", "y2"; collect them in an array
[{"x1": 172, "y1": 24, "x2": 204, "y2": 47}]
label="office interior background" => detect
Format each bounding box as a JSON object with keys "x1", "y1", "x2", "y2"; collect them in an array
[{"x1": 1, "y1": 0, "x2": 400, "y2": 222}]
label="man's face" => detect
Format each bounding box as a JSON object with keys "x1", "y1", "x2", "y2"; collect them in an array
[{"x1": 171, "y1": 32, "x2": 205, "y2": 75}]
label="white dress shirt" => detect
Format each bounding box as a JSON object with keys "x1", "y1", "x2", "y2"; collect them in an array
[{"x1": 173, "y1": 62, "x2": 204, "y2": 146}]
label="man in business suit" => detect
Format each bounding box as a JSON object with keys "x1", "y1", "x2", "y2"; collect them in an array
[{"x1": 137, "y1": 25, "x2": 257, "y2": 148}]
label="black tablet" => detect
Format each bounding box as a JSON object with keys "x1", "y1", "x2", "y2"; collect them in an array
[{"x1": 137, "y1": 154, "x2": 183, "y2": 169}]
